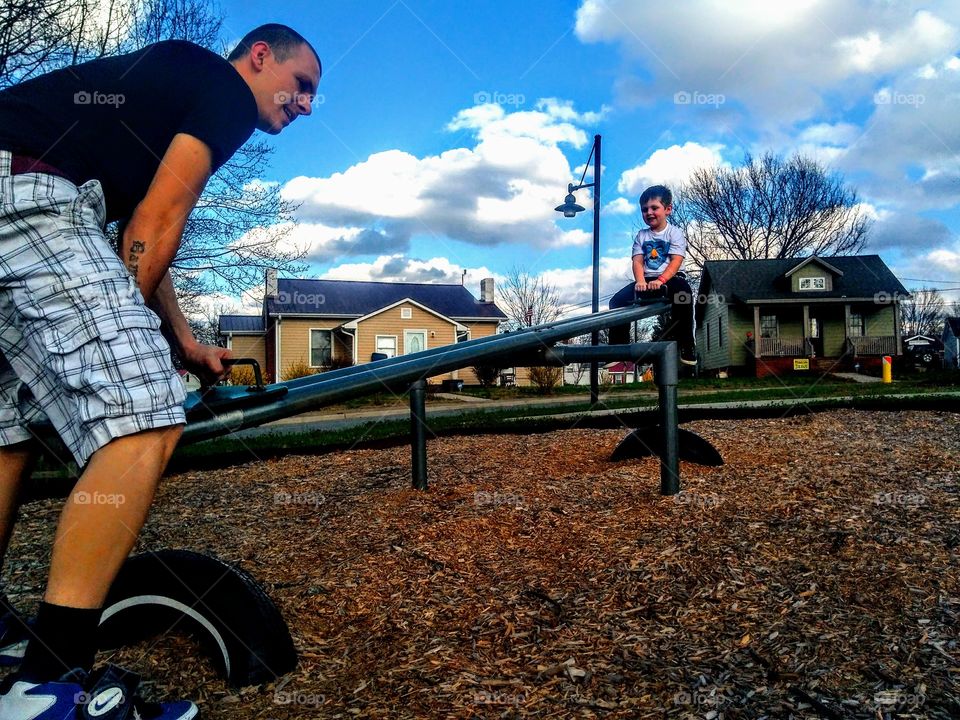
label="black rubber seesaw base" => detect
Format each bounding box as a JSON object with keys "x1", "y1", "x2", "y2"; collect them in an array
[{"x1": 98, "y1": 549, "x2": 296, "y2": 687}]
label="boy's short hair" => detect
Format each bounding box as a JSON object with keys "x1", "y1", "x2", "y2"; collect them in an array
[
  {"x1": 227, "y1": 23, "x2": 321, "y2": 72},
  {"x1": 639, "y1": 185, "x2": 672, "y2": 207}
]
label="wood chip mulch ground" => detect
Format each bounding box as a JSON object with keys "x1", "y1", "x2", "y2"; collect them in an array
[{"x1": 5, "y1": 409, "x2": 959, "y2": 719}]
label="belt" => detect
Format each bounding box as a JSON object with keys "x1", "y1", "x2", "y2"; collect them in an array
[{"x1": 10, "y1": 154, "x2": 78, "y2": 184}]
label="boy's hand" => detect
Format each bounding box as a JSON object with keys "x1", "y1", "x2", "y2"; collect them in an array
[
  {"x1": 634, "y1": 280, "x2": 648, "y2": 292},
  {"x1": 647, "y1": 279, "x2": 663, "y2": 291}
]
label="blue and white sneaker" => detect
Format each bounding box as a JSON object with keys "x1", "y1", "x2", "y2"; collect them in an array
[
  {"x1": 0, "y1": 664, "x2": 198, "y2": 719},
  {"x1": 0, "y1": 605, "x2": 31, "y2": 666}
]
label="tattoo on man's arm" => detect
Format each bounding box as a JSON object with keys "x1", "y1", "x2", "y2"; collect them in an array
[{"x1": 127, "y1": 240, "x2": 146, "y2": 278}]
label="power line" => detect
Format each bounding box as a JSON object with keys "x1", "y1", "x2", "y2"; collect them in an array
[{"x1": 898, "y1": 277, "x2": 959, "y2": 284}]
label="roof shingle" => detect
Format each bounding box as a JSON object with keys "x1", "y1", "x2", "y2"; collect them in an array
[
  {"x1": 267, "y1": 278, "x2": 507, "y2": 320},
  {"x1": 700, "y1": 255, "x2": 908, "y2": 303},
  {"x1": 219, "y1": 315, "x2": 265, "y2": 333}
]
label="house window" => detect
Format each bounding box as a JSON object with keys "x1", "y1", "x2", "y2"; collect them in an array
[
  {"x1": 404, "y1": 330, "x2": 426, "y2": 354},
  {"x1": 798, "y1": 277, "x2": 826, "y2": 290},
  {"x1": 376, "y1": 335, "x2": 397, "y2": 358},
  {"x1": 760, "y1": 315, "x2": 778, "y2": 339},
  {"x1": 718, "y1": 316, "x2": 723, "y2": 347},
  {"x1": 706, "y1": 323, "x2": 711, "y2": 351},
  {"x1": 401, "y1": 307, "x2": 412, "y2": 319},
  {"x1": 848, "y1": 312, "x2": 865, "y2": 338},
  {"x1": 310, "y1": 329, "x2": 332, "y2": 367}
]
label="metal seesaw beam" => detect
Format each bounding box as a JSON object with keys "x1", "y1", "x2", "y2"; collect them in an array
[
  {"x1": 182, "y1": 301, "x2": 671, "y2": 444},
  {"x1": 180, "y1": 299, "x2": 680, "y2": 494}
]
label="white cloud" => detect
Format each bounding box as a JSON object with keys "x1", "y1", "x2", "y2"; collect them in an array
[
  {"x1": 321, "y1": 254, "x2": 498, "y2": 286},
  {"x1": 318, "y1": 252, "x2": 637, "y2": 312},
  {"x1": 927, "y1": 247, "x2": 960, "y2": 274},
  {"x1": 797, "y1": 123, "x2": 861, "y2": 146},
  {"x1": 554, "y1": 228, "x2": 593, "y2": 247},
  {"x1": 839, "y1": 65, "x2": 960, "y2": 210},
  {"x1": 188, "y1": 290, "x2": 262, "y2": 322},
  {"x1": 541, "y1": 254, "x2": 640, "y2": 311},
  {"x1": 280, "y1": 98, "x2": 606, "y2": 258},
  {"x1": 867, "y1": 214, "x2": 952, "y2": 251},
  {"x1": 891, "y1": 241, "x2": 960, "y2": 289},
  {"x1": 235, "y1": 222, "x2": 407, "y2": 264},
  {"x1": 606, "y1": 197, "x2": 635, "y2": 215},
  {"x1": 617, "y1": 142, "x2": 726, "y2": 196},
  {"x1": 786, "y1": 122, "x2": 864, "y2": 165},
  {"x1": 574, "y1": 1, "x2": 959, "y2": 123},
  {"x1": 835, "y1": 11, "x2": 956, "y2": 75}
]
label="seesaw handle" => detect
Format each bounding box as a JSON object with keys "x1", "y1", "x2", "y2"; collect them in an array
[{"x1": 219, "y1": 358, "x2": 267, "y2": 392}]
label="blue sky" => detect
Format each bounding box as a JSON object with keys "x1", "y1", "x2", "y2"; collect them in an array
[{"x1": 215, "y1": 1, "x2": 960, "y2": 313}]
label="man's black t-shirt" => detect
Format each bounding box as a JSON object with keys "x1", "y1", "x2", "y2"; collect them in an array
[{"x1": 0, "y1": 40, "x2": 257, "y2": 222}]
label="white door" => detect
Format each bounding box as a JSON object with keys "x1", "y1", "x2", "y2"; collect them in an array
[{"x1": 404, "y1": 330, "x2": 427, "y2": 355}]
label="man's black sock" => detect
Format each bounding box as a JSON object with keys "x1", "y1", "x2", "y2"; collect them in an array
[{"x1": 19, "y1": 602, "x2": 100, "y2": 681}]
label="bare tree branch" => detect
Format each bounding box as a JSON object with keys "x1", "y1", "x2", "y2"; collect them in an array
[
  {"x1": 497, "y1": 266, "x2": 563, "y2": 330},
  {"x1": 900, "y1": 288, "x2": 946, "y2": 338},
  {"x1": 671, "y1": 152, "x2": 870, "y2": 271}
]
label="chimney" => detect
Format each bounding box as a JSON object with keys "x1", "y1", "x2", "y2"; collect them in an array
[
  {"x1": 480, "y1": 277, "x2": 495, "y2": 303},
  {"x1": 265, "y1": 268, "x2": 278, "y2": 297}
]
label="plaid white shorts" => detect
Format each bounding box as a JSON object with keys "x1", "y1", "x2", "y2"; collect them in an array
[{"x1": 0, "y1": 150, "x2": 186, "y2": 466}]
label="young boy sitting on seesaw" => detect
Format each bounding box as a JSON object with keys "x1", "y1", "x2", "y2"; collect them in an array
[{"x1": 608, "y1": 184, "x2": 697, "y2": 366}]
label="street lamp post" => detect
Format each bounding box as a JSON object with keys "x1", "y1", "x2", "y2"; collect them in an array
[{"x1": 555, "y1": 134, "x2": 601, "y2": 404}]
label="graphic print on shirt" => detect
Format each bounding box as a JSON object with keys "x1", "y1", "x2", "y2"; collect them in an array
[{"x1": 642, "y1": 238, "x2": 670, "y2": 274}]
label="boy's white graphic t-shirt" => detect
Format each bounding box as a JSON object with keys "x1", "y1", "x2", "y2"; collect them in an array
[{"x1": 631, "y1": 224, "x2": 687, "y2": 278}]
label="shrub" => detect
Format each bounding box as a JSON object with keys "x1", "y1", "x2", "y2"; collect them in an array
[
  {"x1": 472, "y1": 362, "x2": 502, "y2": 388},
  {"x1": 282, "y1": 359, "x2": 316, "y2": 381},
  {"x1": 528, "y1": 366, "x2": 563, "y2": 394},
  {"x1": 230, "y1": 364, "x2": 257, "y2": 387}
]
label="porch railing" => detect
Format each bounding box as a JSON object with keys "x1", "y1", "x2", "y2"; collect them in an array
[
  {"x1": 848, "y1": 335, "x2": 898, "y2": 356},
  {"x1": 757, "y1": 337, "x2": 807, "y2": 356}
]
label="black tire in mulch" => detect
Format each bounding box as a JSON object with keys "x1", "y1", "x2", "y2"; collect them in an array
[{"x1": 99, "y1": 549, "x2": 297, "y2": 687}]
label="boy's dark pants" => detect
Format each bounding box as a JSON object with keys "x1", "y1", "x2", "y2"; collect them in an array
[{"x1": 608, "y1": 276, "x2": 695, "y2": 346}]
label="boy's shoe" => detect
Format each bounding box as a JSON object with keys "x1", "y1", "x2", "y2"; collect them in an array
[
  {"x1": 0, "y1": 606, "x2": 31, "y2": 666},
  {"x1": 0, "y1": 664, "x2": 198, "y2": 719},
  {"x1": 679, "y1": 344, "x2": 698, "y2": 366}
]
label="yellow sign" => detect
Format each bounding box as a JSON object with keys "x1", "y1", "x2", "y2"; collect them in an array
[{"x1": 793, "y1": 359, "x2": 810, "y2": 370}]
